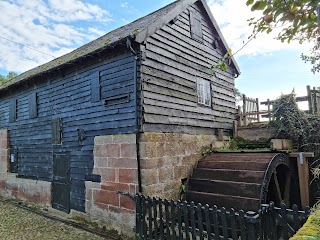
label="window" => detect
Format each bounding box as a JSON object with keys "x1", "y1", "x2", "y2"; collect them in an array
[
  {"x1": 9, "y1": 98, "x2": 17, "y2": 122},
  {"x1": 52, "y1": 118, "x2": 62, "y2": 144},
  {"x1": 29, "y1": 92, "x2": 37, "y2": 118},
  {"x1": 190, "y1": 10, "x2": 203, "y2": 43},
  {"x1": 91, "y1": 71, "x2": 101, "y2": 102},
  {"x1": 197, "y1": 79, "x2": 211, "y2": 106}
]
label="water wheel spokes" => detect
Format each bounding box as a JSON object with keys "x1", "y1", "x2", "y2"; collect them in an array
[{"x1": 272, "y1": 168, "x2": 291, "y2": 207}]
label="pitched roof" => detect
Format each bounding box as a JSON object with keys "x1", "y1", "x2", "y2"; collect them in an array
[{"x1": 1, "y1": 0, "x2": 239, "y2": 91}]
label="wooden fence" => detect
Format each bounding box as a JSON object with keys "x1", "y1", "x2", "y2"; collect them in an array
[
  {"x1": 238, "y1": 85, "x2": 320, "y2": 126},
  {"x1": 117, "y1": 191, "x2": 310, "y2": 240}
]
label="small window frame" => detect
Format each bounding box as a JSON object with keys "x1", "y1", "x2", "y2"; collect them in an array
[
  {"x1": 197, "y1": 79, "x2": 211, "y2": 107},
  {"x1": 9, "y1": 98, "x2": 17, "y2": 122},
  {"x1": 52, "y1": 118, "x2": 62, "y2": 145},
  {"x1": 190, "y1": 10, "x2": 203, "y2": 43}
]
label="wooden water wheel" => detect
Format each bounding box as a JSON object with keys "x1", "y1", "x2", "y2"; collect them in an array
[{"x1": 186, "y1": 152, "x2": 300, "y2": 211}]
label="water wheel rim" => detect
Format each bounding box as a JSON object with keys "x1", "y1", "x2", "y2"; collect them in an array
[{"x1": 260, "y1": 153, "x2": 294, "y2": 207}]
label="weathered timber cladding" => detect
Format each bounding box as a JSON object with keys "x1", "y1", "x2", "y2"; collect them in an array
[
  {"x1": 28, "y1": 92, "x2": 37, "y2": 119},
  {"x1": 141, "y1": 2, "x2": 236, "y2": 133},
  {"x1": 0, "y1": 51, "x2": 137, "y2": 212}
]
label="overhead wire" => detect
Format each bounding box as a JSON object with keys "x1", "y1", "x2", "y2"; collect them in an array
[
  {"x1": 0, "y1": 36, "x2": 55, "y2": 58},
  {"x1": 0, "y1": 36, "x2": 57, "y2": 88}
]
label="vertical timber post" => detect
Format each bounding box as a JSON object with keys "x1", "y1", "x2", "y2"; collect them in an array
[
  {"x1": 289, "y1": 152, "x2": 314, "y2": 208},
  {"x1": 238, "y1": 106, "x2": 242, "y2": 127},
  {"x1": 256, "y1": 98, "x2": 260, "y2": 122},
  {"x1": 243, "y1": 94, "x2": 247, "y2": 126},
  {"x1": 267, "y1": 99, "x2": 271, "y2": 121},
  {"x1": 307, "y1": 85, "x2": 313, "y2": 114}
]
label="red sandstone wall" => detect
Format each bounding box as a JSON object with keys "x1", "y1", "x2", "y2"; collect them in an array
[{"x1": 85, "y1": 134, "x2": 138, "y2": 236}]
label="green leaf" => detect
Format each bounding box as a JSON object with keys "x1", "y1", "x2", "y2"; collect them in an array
[
  {"x1": 251, "y1": 1, "x2": 267, "y2": 11},
  {"x1": 263, "y1": 7, "x2": 273, "y2": 15},
  {"x1": 246, "y1": 0, "x2": 254, "y2": 6},
  {"x1": 219, "y1": 62, "x2": 227, "y2": 71},
  {"x1": 310, "y1": 13, "x2": 317, "y2": 20}
]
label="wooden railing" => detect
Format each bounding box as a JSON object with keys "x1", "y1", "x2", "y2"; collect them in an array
[
  {"x1": 238, "y1": 85, "x2": 320, "y2": 126},
  {"x1": 117, "y1": 191, "x2": 310, "y2": 240}
]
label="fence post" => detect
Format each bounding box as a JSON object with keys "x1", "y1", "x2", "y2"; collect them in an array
[
  {"x1": 280, "y1": 203, "x2": 289, "y2": 240},
  {"x1": 237, "y1": 106, "x2": 242, "y2": 127},
  {"x1": 307, "y1": 85, "x2": 314, "y2": 114},
  {"x1": 266, "y1": 99, "x2": 271, "y2": 121},
  {"x1": 245, "y1": 211, "x2": 258, "y2": 239},
  {"x1": 135, "y1": 194, "x2": 141, "y2": 240},
  {"x1": 243, "y1": 94, "x2": 247, "y2": 126},
  {"x1": 233, "y1": 120, "x2": 238, "y2": 138},
  {"x1": 256, "y1": 98, "x2": 260, "y2": 122}
]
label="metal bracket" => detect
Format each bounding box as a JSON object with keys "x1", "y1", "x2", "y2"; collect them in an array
[
  {"x1": 299, "y1": 152, "x2": 303, "y2": 165},
  {"x1": 116, "y1": 190, "x2": 136, "y2": 200}
]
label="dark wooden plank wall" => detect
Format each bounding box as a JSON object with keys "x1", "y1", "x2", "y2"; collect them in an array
[
  {"x1": 141, "y1": 2, "x2": 236, "y2": 134},
  {"x1": 0, "y1": 50, "x2": 137, "y2": 212}
]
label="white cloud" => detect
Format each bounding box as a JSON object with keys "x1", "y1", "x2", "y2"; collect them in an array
[
  {"x1": 0, "y1": 0, "x2": 112, "y2": 73},
  {"x1": 208, "y1": 0, "x2": 311, "y2": 58},
  {"x1": 88, "y1": 27, "x2": 105, "y2": 37},
  {"x1": 47, "y1": 0, "x2": 112, "y2": 22},
  {"x1": 120, "y1": 2, "x2": 128, "y2": 8}
]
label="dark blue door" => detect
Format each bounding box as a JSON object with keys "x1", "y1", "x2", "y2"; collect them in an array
[{"x1": 52, "y1": 152, "x2": 70, "y2": 213}]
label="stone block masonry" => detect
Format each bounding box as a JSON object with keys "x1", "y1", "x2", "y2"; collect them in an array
[
  {"x1": 139, "y1": 133, "x2": 216, "y2": 200},
  {"x1": 0, "y1": 129, "x2": 51, "y2": 206},
  {"x1": 85, "y1": 134, "x2": 138, "y2": 237},
  {"x1": 237, "y1": 124, "x2": 276, "y2": 141}
]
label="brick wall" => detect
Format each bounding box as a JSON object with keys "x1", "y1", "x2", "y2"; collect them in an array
[
  {"x1": 0, "y1": 129, "x2": 9, "y2": 182},
  {"x1": 0, "y1": 129, "x2": 51, "y2": 206},
  {"x1": 139, "y1": 133, "x2": 215, "y2": 199},
  {"x1": 86, "y1": 134, "x2": 138, "y2": 236}
]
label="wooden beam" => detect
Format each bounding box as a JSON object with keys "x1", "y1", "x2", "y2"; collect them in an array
[{"x1": 289, "y1": 152, "x2": 314, "y2": 208}]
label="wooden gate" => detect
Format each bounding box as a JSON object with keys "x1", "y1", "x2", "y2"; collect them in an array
[{"x1": 52, "y1": 152, "x2": 71, "y2": 213}]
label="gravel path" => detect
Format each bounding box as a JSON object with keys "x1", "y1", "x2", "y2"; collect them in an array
[{"x1": 0, "y1": 201, "x2": 106, "y2": 240}]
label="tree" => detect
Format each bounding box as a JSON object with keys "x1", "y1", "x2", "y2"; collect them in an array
[
  {"x1": 246, "y1": 0, "x2": 320, "y2": 73},
  {"x1": 0, "y1": 72, "x2": 18, "y2": 86}
]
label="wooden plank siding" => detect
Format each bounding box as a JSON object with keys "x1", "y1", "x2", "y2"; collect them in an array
[
  {"x1": 141, "y1": 2, "x2": 236, "y2": 133},
  {"x1": 0, "y1": 50, "x2": 137, "y2": 212}
]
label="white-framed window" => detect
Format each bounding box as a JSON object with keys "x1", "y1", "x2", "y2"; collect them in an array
[{"x1": 197, "y1": 79, "x2": 211, "y2": 106}]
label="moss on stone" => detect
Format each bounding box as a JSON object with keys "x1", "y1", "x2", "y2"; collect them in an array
[{"x1": 290, "y1": 211, "x2": 320, "y2": 239}]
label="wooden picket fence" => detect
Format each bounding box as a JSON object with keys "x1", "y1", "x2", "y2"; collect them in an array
[
  {"x1": 117, "y1": 191, "x2": 310, "y2": 240},
  {"x1": 238, "y1": 85, "x2": 320, "y2": 126}
]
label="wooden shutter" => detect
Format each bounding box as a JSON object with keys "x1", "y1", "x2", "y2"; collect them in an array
[
  {"x1": 91, "y1": 71, "x2": 101, "y2": 102},
  {"x1": 190, "y1": 10, "x2": 203, "y2": 43},
  {"x1": 9, "y1": 98, "x2": 17, "y2": 122},
  {"x1": 52, "y1": 118, "x2": 62, "y2": 144},
  {"x1": 29, "y1": 92, "x2": 37, "y2": 118}
]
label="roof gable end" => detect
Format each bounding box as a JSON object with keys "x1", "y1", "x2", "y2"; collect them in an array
[{"x1": 135, "y1": 0, "x2": 240, "y2": 75}]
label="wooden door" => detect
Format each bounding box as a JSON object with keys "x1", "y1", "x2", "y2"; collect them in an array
[{"x1": 52, "y1": 152, "x2": 70, "y2": 213}]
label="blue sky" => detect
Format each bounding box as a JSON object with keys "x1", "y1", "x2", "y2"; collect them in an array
[{"x1": 0, "y1": 0, "x2": 318, "y2": 103}]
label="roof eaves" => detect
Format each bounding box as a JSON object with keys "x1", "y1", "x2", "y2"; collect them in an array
[{"x1": 0, "y1": 37, "x2": 127, "y2": 92}]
